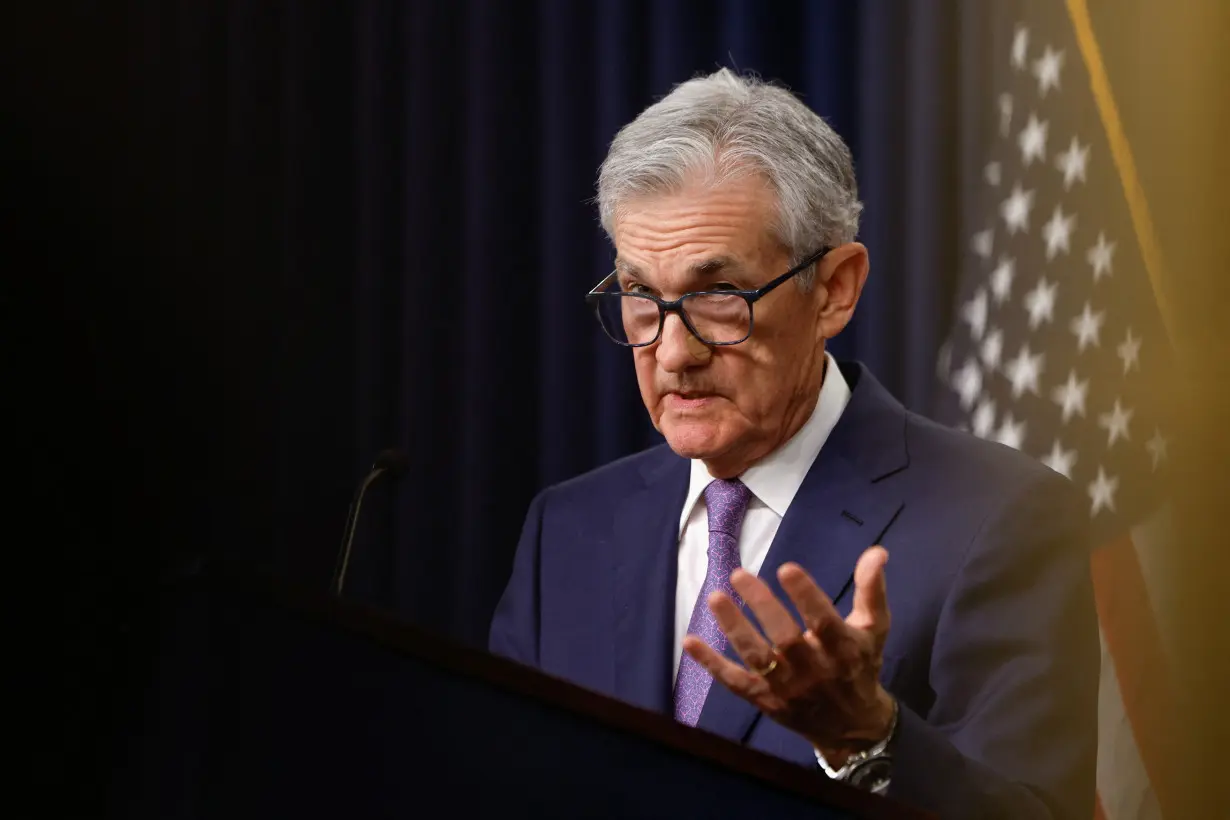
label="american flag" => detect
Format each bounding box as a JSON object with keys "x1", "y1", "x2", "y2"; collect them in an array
[{"x1": 934, "y1": 2, "x2": 1177, "y2": 819}]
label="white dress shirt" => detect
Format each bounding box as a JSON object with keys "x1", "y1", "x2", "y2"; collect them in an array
[{"x1": 672, "y1": 352, "x2": 852, "y2": 681}]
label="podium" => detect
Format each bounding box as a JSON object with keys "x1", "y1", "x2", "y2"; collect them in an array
[{"x1": 124, "y1": 566, "x2": 929, "y2": 819}]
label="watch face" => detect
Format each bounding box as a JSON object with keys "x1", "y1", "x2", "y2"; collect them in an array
[{"x1": 848, "y1": 756, "x2": 893, "y2": 792}]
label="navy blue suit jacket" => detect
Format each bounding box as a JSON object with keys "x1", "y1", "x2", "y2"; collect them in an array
[{"x1": 490, "y1": 361, "x2": 1098, "y2": 819}]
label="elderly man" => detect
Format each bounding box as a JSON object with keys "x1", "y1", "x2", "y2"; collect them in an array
[{"x1": 490, "y1": 69, "x2": 1097, "y2": 818}]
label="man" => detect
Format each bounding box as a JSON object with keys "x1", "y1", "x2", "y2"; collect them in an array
[{"x1": 490, "y1": 69, "x2": 1097, "y2": 818}]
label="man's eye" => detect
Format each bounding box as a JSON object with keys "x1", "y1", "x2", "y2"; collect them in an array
[
  {"x1": 708, "y1": 282, "x2": 740, "y2": 292},
  {"x1": 624, "y1": 282, "x2": 654, "y2": 295}
]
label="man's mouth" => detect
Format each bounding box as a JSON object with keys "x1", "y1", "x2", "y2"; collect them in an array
[{"x1": 664, "y1": 391, "x2": 717, "y2": 410}]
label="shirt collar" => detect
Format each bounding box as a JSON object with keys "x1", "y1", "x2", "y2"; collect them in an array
[{"x1": 678, "y1": 352, "x2": 852, "y2": 534}]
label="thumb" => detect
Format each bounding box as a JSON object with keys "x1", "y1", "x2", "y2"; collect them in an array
[{"x1": 848, "y1": 545, "x2": 890, "y2": 636}]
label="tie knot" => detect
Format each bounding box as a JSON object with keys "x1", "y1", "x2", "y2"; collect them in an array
[{"x1": 703, "y1": 478, "x2": 752, "y2": 539}]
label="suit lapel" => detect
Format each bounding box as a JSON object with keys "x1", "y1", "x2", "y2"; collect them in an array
[
  {"x1": 611, "y1": 450, "x2": 689, "y2": 714},
  {"x1": 696, "y1": 362, "x2": 909, "y2": 744}
]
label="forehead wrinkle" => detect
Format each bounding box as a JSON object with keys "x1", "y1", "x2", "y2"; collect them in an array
[
  {"x1": 689, "y1": 255, "x2": 742, "y2": 277},
  {"x1": 614, "y1": 191, "x2": 769, "y2": 254},
  {"x1": 614, "y1": 253, "x2": 748, "y2": 289},
  {"x1": 612, "y1": 177, "x2": 781, "y2": 286},
  {"x1": 617, "y1": 225, "x2": 747, "y2": 257}
]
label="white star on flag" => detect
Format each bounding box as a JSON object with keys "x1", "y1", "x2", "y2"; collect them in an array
[
  {"x1": 936, "y1": 342, "x2": 952, "y2": 380},
  {"x1": 1069, "y1": 302, "x2": 1104, "y2": 351},
  {"x1": 1055, "y1": 136, "x2": 1089, "y2": 189},
  {"x1": 1018, "y1": 114, "x2": 1049, "y2": 166},
  {"x1": 1087, "y1": 466, "x2": 1118, "y2": 516},
  {"x1": 961, "y1": 288, "x2": 989, "y2": 340},
  {"x1": 953, "y1": 357, "x2": 983, "y2": 409},
  {"x1": 1032, "y1": 45, "x2": 1064, "y2": 96},
  {"x1": 984, "y1": 161, "x2": 1002, "y2": 186},
  {"x1": 1000, "y1": 183, "x2": 1035, "y2": 234},
  {"x1": 1041, "y1": 205, "x2": 1076, "y2": 259},
  {"x1": 971, "y1": 228, "x2": 994, "y2": 260},
  {"x1": 998, "y1": 93, "x2": 1014, "y2": 137},
  {"x1": 1145, "y1": 429, "x2": 1168, "y2": 470},
  {"x1": 1011, "y1": 26, "x2": 1029, "y2": 70},
  {"x1": 1040, "y1": 439, "x2": 1077, "y2": 479},
  {"x1": 1023, "y1": 277, "x2": 1058, "y2": 328},
  {"x1": 995, "y1": 413, "x2": 1026, "y2": 450},
  {"x1": 1097, "y1": 398, "x2": 1133, "y2": 448},
  {"x1": 1087, "y1": 232, "x2": 1116, "y2": 281},
  {"x1": 989, "y1": 256, "x2": 1015, "y2": 304},
  {"x1": 972, "y1": 398, "x2": 997, "y2": 439},
  {"x1": 1050, "y1": 370, "x2": 1089, "y2": 422},
  {"x1": 1116, "y1": 327, "x2": 1142, "y2": 374},
  {"x1": 980, "y1": 328, "x2": 1004, "y2": 369},
  {"x1": 1004, "y1": 343, "x2": 1044, "y2": 397}
]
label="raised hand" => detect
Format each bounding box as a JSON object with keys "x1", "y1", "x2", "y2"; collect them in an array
[{"x1": 681, "y1": 546, "x2": 895, "y2": 762}]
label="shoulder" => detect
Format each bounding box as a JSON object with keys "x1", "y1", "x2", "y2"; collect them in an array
[
  {"x1": 839, "y1": 360, "x2": 1076, "y2": 508},
  {"x1": 898, "y1": 409, "x2": 1089, "y2": 555},
  {"x1": 903, "y1": 409, "x2": 1070, "y2": 496},
  {"x1": 851, "y1": 384, "x2": 1090, "y2": 566},
  {"x1": 535, "y1": 441, "x2": 682, "y2": 509}
]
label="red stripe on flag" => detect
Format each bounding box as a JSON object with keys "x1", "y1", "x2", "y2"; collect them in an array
[
  {"x1": 1093, "y1": 791, "x2": 1107, "y2": 820},
  {"x1": 1090, "y1": 532, "x2": 1176, "y2": 819}
]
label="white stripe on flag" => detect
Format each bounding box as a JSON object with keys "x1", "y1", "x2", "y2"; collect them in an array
[
  {"x1": 1097, "y1": 628, "x2": 1161, "y2": 820},
  {"x1": 1096, "y1": 509, "x2": 1173, "y2": 820},
  {"x1": 1129, "y1": 507, "x2": 1177, "y2": 665}
]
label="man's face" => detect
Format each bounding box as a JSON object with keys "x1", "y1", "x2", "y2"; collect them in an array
[{"x1": 612, "y1": 175, "x2": 855, "y2": 478}]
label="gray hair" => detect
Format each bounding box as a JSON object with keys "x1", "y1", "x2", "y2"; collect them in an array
[{"x1": 597, "y1": 69, "x2": 862, "y2": 287}]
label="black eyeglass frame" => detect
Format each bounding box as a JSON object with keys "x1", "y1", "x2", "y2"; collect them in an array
[{"x1": 585, "y1": 246, "x2": 832, "y2": 347}]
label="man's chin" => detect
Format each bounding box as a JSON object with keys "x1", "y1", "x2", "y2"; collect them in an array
[{"x1": 660, "y1": 418, "x2": 729, "y2": 461}]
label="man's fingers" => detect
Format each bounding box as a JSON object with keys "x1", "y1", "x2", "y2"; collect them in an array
[
  {"x1": 777, "y1": 562, "x2": 845, "y2": 643},
  {"x1": 682, "y1": 635, "x2": 763, "y2": 694},
  {"x1": 681, "y1": 634, "x2": 726, "y2": 668},
  {"x1": 731, "y1": 568, "x2": 803, "y2": 647},
  {"x1": 708, "y1": 590, "x2": 775, "y2": 668},
  {"x1": 849, "y1": 546, "x2": 891, "y2": 635}
]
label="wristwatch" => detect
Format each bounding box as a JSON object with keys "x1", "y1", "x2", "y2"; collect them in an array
[{"x1": 814, "y1": 698, "x2": 899, "y2": 795}]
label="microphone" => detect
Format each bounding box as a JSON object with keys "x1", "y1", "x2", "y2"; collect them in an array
[{"x1": 331, "y1": 448, "x2": 409, "y2": 596}]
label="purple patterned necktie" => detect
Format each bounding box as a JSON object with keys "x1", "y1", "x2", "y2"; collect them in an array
[{"x1": 674, "y1": 478, "x2": 753, "y2": 726}]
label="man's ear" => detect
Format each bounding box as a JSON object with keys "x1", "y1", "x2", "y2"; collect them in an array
[{"x1": 815, "y1": 242, "x2": 869, "y2": 340}]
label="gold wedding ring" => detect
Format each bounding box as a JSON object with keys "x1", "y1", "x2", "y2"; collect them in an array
[{"x1": 751, "y1": 650, "x2": 780, "y2": 677}]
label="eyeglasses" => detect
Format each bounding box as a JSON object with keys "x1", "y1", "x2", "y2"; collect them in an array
[{"x1": 585, "y1": 247, "x2": 831, "y2": 347}]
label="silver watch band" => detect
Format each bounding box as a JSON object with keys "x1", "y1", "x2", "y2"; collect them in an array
[{"x1": 814, "y1": 698, "x2": 899, "y2": 782}]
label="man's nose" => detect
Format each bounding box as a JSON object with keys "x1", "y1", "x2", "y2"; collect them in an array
[{"x1": 655, "y1": 313, "x2": 711, "y2": 372}]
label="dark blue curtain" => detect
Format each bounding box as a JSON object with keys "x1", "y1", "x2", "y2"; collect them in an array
[
  {"x1": 10, "y1": 3, "x2": 973, "y2": 811},
  {"x1": 199, "y1": 0, "x2": 965, "y2": 644},
  {"x1": 101, "y1": 0, "x2": 968, "y2": 637}
]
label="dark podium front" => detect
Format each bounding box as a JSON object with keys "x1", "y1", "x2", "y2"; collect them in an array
[{"x1": 127, "y1": 568, "x2": 928, "y2": 819}]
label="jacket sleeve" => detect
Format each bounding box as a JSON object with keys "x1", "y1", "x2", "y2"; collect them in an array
[
  {"x1": 488, "y1": 489, "x2": 548, "y2": 666},
  {"x1": 886, "y1": 469, "x2": 1100, "y2": 819}
]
